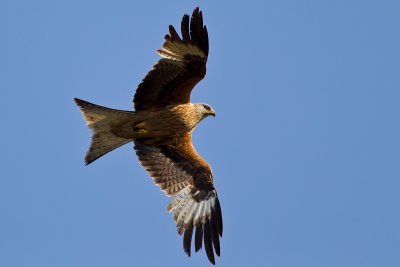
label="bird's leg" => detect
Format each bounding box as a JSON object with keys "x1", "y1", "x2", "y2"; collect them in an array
[{"x1": 134, "y1": 121, "x2": 148, "y2": 134}]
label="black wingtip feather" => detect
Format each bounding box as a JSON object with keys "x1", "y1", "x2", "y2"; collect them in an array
[
  {"x1": 203, "y1": 25, "x2": 209, "y2": 55},
  {"x1": 181, "y1": 15, "x2": 190, "y2": 42},
  {"x1": 165, "y1": 7, "x2": 209, "y2": 57},
  {"x1": 204, "y1": 220, "x2": 215, "y2": 265},
  {"x1": 169, "y1": 25, "x2": 181, "y2": 41},
  {"x1": 180, "y1": 195, "x2": 222, "y2": 264},
  {"x1": 189, "y1": 7, "x2": 208, "y2": 56},
  {"x1": 195, "y1": 225, "x2": 203, "y2": 252},
  {"x1": 215, "y1": 197, "x2": 223, "y2": 236},
  {"x1": 183, "y1": 226, "x2": 193, "y2": 257},
  {"x1": 210, "y1": 211, "x2": 220, "y2": 257},
  {"x1": 198, "y1": 11, "x2": 203, "y2": 37},
  {"x1": 190, "y1": 8, "x2": 199, "y2": 43}
]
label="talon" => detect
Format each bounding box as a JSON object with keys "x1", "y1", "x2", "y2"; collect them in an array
[
  {"x1": 135, "y1": 122, "x2": 145, "y2": 128},
  {"x1": 134, "y1": 121, "x2": 148, "y2": 134},
  {"x1": 137, "y1": 129, "x2": 148, "y2": 134}
]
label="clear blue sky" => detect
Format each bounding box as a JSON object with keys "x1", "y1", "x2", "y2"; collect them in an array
[{"x1": 1, "y1": 1, "x2": 399, "y2": 266}]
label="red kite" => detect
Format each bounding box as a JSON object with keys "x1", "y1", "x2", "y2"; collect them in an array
[{"x1": 74, "y1": 7, "x2": 222, "y2": 264}]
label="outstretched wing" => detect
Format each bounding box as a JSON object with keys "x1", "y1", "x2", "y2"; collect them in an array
[
  {"x1": 133, "y1": 7, "x2": 209, "y2": 111},
  {"x1": 134, "y1": 134, "x2": 222, "y2": 265}
]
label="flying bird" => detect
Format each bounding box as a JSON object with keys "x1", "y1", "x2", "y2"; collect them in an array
[{"x1": 74, "y1": 7, "x2": 222, "y2": 265}]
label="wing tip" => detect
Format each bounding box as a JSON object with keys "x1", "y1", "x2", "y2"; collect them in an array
[
  {"x1": 177, "y1": 193, "x2": 222, "y2": 265},
  {"x1": 190, "y1": 7, "x2": 208, "y2": 55},
  {"x1": 183, "y1": 226, "x2": 193, "y2": 257},
  {"x1": 204, "y1": 220, "x2": 216, "y2": 265},
  {"x1": 163, "y1": 7, "x2": 209, "y2": 56}
]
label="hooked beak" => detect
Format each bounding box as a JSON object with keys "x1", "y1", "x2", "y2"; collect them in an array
[{"x1": 210, "y1": 109, "x2": 216, "y2": 117}]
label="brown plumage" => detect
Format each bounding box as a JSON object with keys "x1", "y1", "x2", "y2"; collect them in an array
[{"x1": 74, "y1": 7, "x2": 222, "y2": 265}]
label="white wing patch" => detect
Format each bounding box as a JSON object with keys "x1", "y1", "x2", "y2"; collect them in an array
[
  {"x1": 157, "y1": 41, "x2": 206, "y2": 61},
  {"x1": 168, "y1": 186, "x2": 218, "y2": 233}
]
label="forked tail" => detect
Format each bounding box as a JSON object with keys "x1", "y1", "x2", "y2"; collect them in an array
[{"x1": 74, "y1": 98, "x2": 135, "y2": 165}]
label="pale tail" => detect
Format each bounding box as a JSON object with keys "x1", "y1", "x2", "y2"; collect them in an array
[{"x1": 74, "y1": 98, "x2": 135, "y2": 165}]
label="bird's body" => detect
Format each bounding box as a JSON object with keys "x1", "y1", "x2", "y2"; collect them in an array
[
  {"x1": 74, "y1": 7, "x2": 222, "y2": 265},
  {"x1": 75, "y1": 100, "x2": 214, "y2": 148},
  {"x1": 131, "y1": 103, "x2": 214, "y2": 140}
]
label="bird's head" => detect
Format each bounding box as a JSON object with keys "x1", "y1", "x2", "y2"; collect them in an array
[{"x1": 198, "y1": 103, "x2": 216, "y2": 118}]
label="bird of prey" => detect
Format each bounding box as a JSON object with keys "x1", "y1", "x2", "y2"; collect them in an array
[{"x1": 74, "y1": 7, "x2": 222, "y2": 265}]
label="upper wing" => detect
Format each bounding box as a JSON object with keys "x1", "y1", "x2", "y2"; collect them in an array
[
  {"x1": 134, "y1": 134, "x2": 222, "y2": 265},
  {"x1": 133, "y1": 7, "x2": 209, "y2": 111}
]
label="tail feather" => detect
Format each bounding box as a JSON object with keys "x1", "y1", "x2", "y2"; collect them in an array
[{"x1": 74, "y1": 98, "x2": 135, "y2": 165}]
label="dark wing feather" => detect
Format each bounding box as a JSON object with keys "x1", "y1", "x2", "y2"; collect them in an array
[
  {"x1": 181, "y1": 15, "x2": 190, "y2": 42},
  {"x1": 210, "y1": 209, "x2": 220, "y2": 256},
  {"x1": 134, "y1": 133, "x2": 222, "y2": 265},
  {"x1": 183, "y1": 224, "x2": 193, "y2": 256},
  {"x1": 133, "y1": 7, "x2": 209, "y2": 111},
  {"x1": 204, "y1": 220, "x2": 215, "y2": 264},
  {"x1": 195, "y1": 225, "x2": 203, "y2": 252}
]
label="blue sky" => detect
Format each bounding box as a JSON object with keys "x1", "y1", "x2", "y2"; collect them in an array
[{"x1": 1, "y1": 0, "x2": 399, "y2": 266}]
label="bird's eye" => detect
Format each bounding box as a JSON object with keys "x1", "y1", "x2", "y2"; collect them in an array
[{"x1": 203, "y1": 105, "x2": 211, "y2": 111}]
